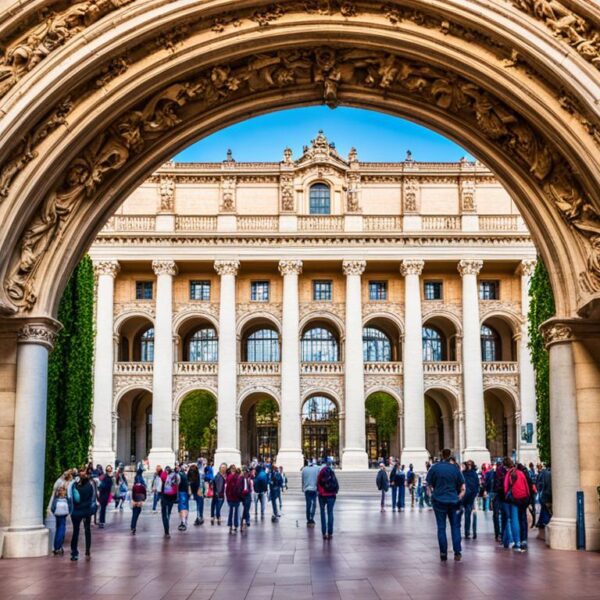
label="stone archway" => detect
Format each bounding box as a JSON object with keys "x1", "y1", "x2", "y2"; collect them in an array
[{"x1": 0, "y1": 1, "x2": 599, "y2": 556}]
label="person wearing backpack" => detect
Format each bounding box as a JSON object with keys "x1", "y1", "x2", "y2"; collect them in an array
[
  {"x1": 502, "y1": 457, "x2": 528, "y2": 552},
  {"x1": 50, "y1": 485, "x2": 72, "y2": 555},
  {"x1": 253, "y1": 465, "x2": 268, "y2": 519},
  {"x1": 302, "y1": 460, "x2": 320, "y2": 527},
  {"x1": 376, "y1": 462, "x2": 390, "y2": 512},
  {"x1": 69, "y1": 467, "x2": 96, "y2": 561},
  {"x1": 225, "y1": 465, "x2": 242, "y2": 533},
  {"x1": 130, "y1": 468, "x2": 147, "y2": 535},
  {"x1": 461, "y1": 460, "x2": 479, "y2": 539},
  {"x1": 317, "y1": 458, "x2": 339, "y2": 540},
  {"x1": 390, "y1": 464, "x2": 406, "y2": 511},
  {"x1": 160, "y1": 466, "x2": 179, "y2": 538},
  {"x1": 114, "y1": 465, "x2": 128, "y2": 511},
  {"x1": 240, "y1": 467, "x2": 254, "y2": 531},
  {"x1": 97, "y1": 464, "x2": 113, "y2": 529},
  {"x1": 269, "y1": 462, "x2": 284, "y2": 521},
  {"x1": 492, "y1": 459, "x2": 507, "y2": 542},
  {"x1": 211, "y1": 463, "x2": 227, "y2": 525},
  {"x1": 188, "y1": 463, "x2": 205, "y2": 526},
  {"x1": 151, "y1": 465, "x2": 162, "y2": 513}
]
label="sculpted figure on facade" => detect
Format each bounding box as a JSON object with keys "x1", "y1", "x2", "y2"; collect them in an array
[
  {"x1": 280, "y1": 173, "x2": 295, "y2": 211},
  {"x1": 159, "y1": 175, "x2": 175, "y2": 212},
  {"x1": 403, "y1": 178, "x2": 419, "y2": 213},
  {"x1": 346, "y1": 172, "x2": 361, "y2": 213},
  {"x1": 460, "y1": 179, "x2": 477, "y2": 213},
  {"x1": 220, "y1": 176, "x2": 237, "y2": 212}
]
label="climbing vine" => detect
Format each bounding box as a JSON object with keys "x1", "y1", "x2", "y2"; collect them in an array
[
  {"x1": 179, "y1": 390, "x2": 217, "y2": 460},
  {"x1": 44, "y1": 256, "x2": 95, "y2": 507},
  {"x1": 527, "y1": 258, "x2": 555, "y2": 465},
  {"x1": 366, "y1": 392, "x2": 398, "y2": 442}
]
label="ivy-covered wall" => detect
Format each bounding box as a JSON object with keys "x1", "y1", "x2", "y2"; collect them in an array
[
  {"x1": 45, "y1": 256, "x2": 95, "y2": 504},
  {"x1": 527, "y1": 258, "x2": 555, "y2": 465}
]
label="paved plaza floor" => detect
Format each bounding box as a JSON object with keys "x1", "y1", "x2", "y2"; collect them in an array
[{"x1": 2, "y1": 496, "x2": 599, "y2": 600}]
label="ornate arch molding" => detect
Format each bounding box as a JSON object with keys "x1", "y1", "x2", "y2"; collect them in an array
[{"x1": 0, "y1": 3, "x2": 598, "y2": 318}]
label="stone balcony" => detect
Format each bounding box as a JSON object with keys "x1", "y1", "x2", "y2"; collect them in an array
[
  {"x1": 364, "y1": 362, "x2": 402, "y2": 374},
  {"x1": 482, "y1": 361, "x2": 518, "y2": 373},
  {"x1": 423, "y1": 361, "x2": 462, "y2": 374},
  {"x1": 174, "y1": 362, "x2": 217, "y2": 374},
  {"x1": 238, "y1": 362, "x2": 280, "y2": 375},
  {"x1": 301, "y1": 362, "x2": 344, "y2": 374},
  {"x1": 114, "y1": 361, "x2": 153, "y2": 374}
]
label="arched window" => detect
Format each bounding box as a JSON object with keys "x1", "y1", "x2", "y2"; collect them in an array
[
  {"x1": 302, "y1": 395, "x2": 339, "y2": 463},
  {"x1": 422, "y1": 326, "x2": 444, "y2": 361},
  {"x1": 301, "y1": 327, "x2": 339, "y2": 362},
  {"x1": 188, "y1": 327, "x2": 218, "y2": 362},
  {"x1": 246, "y1": 328, "x2": 280, "y2": 362},
  {"x1": 140, "y1": 328, "x2": 154, "y2": 362},
  {"x1": 481, "y1": 324, "x2": 501, "y2": 362},
  {"x1": 363, "y1": 327, "x2": 392, "y2": 362},
  {"x1": 309, "y1": 183, "x2": 331, "y2": 214}
]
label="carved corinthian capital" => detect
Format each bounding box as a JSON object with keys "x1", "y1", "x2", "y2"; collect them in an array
[
  {"x1": 93, "y1": 260, "x2": 120, "y2": 278},
  {"x1": 400, "y1": 259, "x2": 424, "y2": 277},
  {"x1": 519, "y1": 259, "x2": 537, "y2": 277},
  {"x1": 457, "y1": 259, "x2": 483, "y2": 276},
  {"x1": 342, "y1": 260, "x2": 367, "y2": 276},
  {"x1": 152, "y1": 259, "x2": 177, "y2": 277},
  {"x1": 17, "y1": 320, "x2": 61, "y2": 350},
  {"x1": 278, "y1": 259, "x2": 303, "y2": 276},
  {"x1": 214, "y1": 260, "x2": 240, "y2": 276},
  {"x1": 541, "y1": 323, "x2": 574, "y2": 348}
]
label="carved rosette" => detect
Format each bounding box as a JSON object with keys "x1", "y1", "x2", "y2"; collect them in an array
[
  {"x1": 93, "y1": 260, "x2": 120, "y2": 279},
  {"x1": 278, "y1": 259, "x2": 303, "y2": 276},
  {"x1": 342, "y1": 259, "x2": 366, "y2": 276},
  {"x1": 400, "y1": 259, "x2": 425, "y2": 277},
  {"x1": 17, "y1": 322, "x2": 60, "y2": 350},
  {"x1": 152, "y1": 259, "x2": 178, "y2": 277},
  {"x1": 457, "y1": 259, "x2": 483, "y2": 276},
  {"x1": 214, "y1": 260, "x2": 240, "y2": 277},
  {"x1": 541, "y1": 323, "x2": 574, "y2": 348},
  {"x1": 519, "y1": 259, "x2": 537, "y2": 277}
]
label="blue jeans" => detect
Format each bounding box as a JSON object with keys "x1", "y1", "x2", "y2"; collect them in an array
[
  {"x1": 432, "y1": 500, "x2": 462, "y2": 556},
  {"x1": 161, "y1": 494, "x2": 176, "y2": 534},
  {"x1": 463, "y1": 498, "x2": 475, "y2": 536},
  {"x1": 99, "y1": 500, "x2": 109, "y2": 525},
  {"x1": 242, "y1": 494, "x2": 252, "y2": 525},
  {"x1": 211, "y1": 496, "x2": 224, "y2": 519},
  {"x1": 518, "y1": 503, "x2": 529, "y2": 545},
  {"x1": 380, "y1": 489, "x2": 387, "y2": 507},
  {"x1": 305, "y1": 490, "x2": 317, "y2": 522},
  {"x1": 193, "y1": 491, "x2": 204, "y2": 519},
  {"x1": 53, "y1": 515, "x2": 67, "y2": 551},
  {"x1": 254, "y1": 491, "x2": 266, "y2": 516},
  {"x1": 270, "y1": 488, "x2": 281, "y2": 517},
  {"x1": 152, "y1": 491, "x2": 160, "y2": 511},
  {"x1": 502, "y1": 502, "x2": 521, "y2": 548},
  {"x1": 227, "y1": 500, "x2": 240, "y2": 528},
  {"x1": 318, "y1": 495, "x2": 336, "y2": 536}
]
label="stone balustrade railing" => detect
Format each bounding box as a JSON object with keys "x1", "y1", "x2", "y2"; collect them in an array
[
  {"x1": 175, "y1": 216, "x2": 218, "y2": 231},
  {"x1": 482, "y1": 361, "x2": 519, "y2": 373},
  {"x1": 104, "y1": 215, "x2": 156, "y2": 232},
  {"x1": 298, "y1": 216, "x2": 344, "y2": 232},
  {"x1": 301, "y1": 362, "x2": 344, "y2": 374},
  {"x1": 237, "y1": 216, "x2": 279, "y2": 232},
  {"x1": 238, "y1": 362, "x2": 281, "y2": 375},
  {"x1": 423, "y1": 361, "x2": 462, "y2": 374},
  {"x1": 364, "y1": 216, "x2": 402, "y2": 231},
  {"x1": 422, "y1": 215, "x2": 461, "y2": 231},
  {"x1": 479, "y1": 215, "x2": 519, "y2": 232},
  {"x1": 114, "y1": 361, "x2": 154, "y2": 373},
  {"x1": 364, "y1": 362, "x2": 403, "y2": 374},
  {"x1": 174, "y1": 362, "x2": 218, "y2": 374}
]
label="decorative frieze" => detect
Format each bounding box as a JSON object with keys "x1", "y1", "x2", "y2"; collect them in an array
[
  {"x1": 113, "y1": 373, "x2": 152, "y2": 397},
  {"x1": 159, "y1": 175, "x2": 175, "y2": 212},
  {"x1": 300, "y1": 375, "x2": 344, "y2": 402},
  {"x1": 173, "y1": 374, "x2": 217, "y2": 396},
  {"x1": 460, "y1": 179, "x2": 476, "y2": 213},
  {"x1": 280, "y1": 173, "x2": 295, "y2": 212},
  {"x1": 403, "y1": 178, "x2": 419, "y2": 213},
  {"x1": 541, "y1": 323, "x2": 574, "y2": 347},
  {"x1": 300, "y1": 302, "x2": 345, "y2": 321},
  {"x1": 220, "y1": 176, "x2": 237, "y2": 212},
  {"x1": 17, "y1": 322, "x2": 59, "y2": 349},
  {"x1": 237, "y1": 375, "x2": 280, "y2": 399}
]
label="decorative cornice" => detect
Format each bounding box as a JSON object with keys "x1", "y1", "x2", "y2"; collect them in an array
[
  {"x1": 152, "y1": 259, "x2": 177, "y2": 277},
  {"x1": 400, "y1": 259, "x2": 424, "y2": 276},
  {"x1": 214, "y1": 259, "x2": 240, "y2": 276},
  {"x1": 342, "y1": 259, "x2": 366, "y2": 276},
  {"x1": 518, "y1": 258, "x2": 537, "y2": 277},
  {"x1": 457, "y1": 259, "x2": 483, "y2": 276},
  {"x1": 278, "y1": 259, "x2": 303, "y2": 276},
  {"x1": 93, "y1": 260, "x2": 120, "y2": 278}
]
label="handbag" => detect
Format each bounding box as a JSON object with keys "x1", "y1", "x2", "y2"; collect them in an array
[{"x1": 206, "y1": 485, "x2": 214, "y2": 498}]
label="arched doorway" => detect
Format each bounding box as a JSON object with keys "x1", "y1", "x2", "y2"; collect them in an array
[
  {"x1": 365, "y1": 391, "x2": 400, "y2": 467},
  {"x1": 177, "y1": 389, "x2": 217, "y2": 463},
  {"x1": 424, "y1": 388, "x2": 458, "y2": 459},
  {"x1": 239, "y1": 392, "x2": 280, "y2": 464},
  {"x1": 115, "y1": 388, "x2": 152, "y2": 466},
  {"x1": 484, "y1": 388, "x2": 518, "y2": 461},
  {"x1": 302, "y1": 394, "x2": 340, "y2": 465},
  {"x1": 116, "y1": 315, "x2": 155, "y2": 362}
]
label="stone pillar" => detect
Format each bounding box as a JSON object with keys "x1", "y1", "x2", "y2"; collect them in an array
[
  {"x1": 341, "y1": 260, "x2": 369, "y2": 470},
  {"x1": 277, "y1": 259, "x2": 304, "y2": 471},
  {"x1": 91, "y1": 260, "x2": 119, "y2": 467},
  {"x1": 2, "y1": 320, "x2": 60, "y2": 558},
  {"x1": 518, "y1": 259, "x2": 539, "y2": 465},
  {"x1": 458, "y1": 259, "x2": 490, "y2": 465},
  {"x1": 542, "y1": 322, "x2": 580, "y2": 551},
  {"x1": 148, "y1": 259, "x2": 177, "y2": 468},
  {"x1": 213, "y1": 260, "x2": 241, "y2": 467},
  {"x1": 400, "y1": 260, "x2": 429, "y2": 471},
  {"x1": 172, "y1": 412, "x2": 180, "y2": 461}
]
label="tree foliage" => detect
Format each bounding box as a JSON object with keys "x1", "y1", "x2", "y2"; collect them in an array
[
  {"x1": 527, "y1": 258, "x2": 555, "y2": 465},
  {"x1": 179, "y1": 390, "x2": 217, "y2": 459},
  {"x1": 365, "y1": 392, "x2": 398, "y2": 440},
  {"x1": 45, "y1": 256, "x2": 95, "y2": 508}
]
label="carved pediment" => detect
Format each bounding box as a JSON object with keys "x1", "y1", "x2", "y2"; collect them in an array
[{"x1": 294, "y1": 130, "x2": 350, "y2": 173}]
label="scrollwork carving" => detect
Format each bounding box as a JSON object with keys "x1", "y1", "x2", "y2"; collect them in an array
[
  {"x1": 342, "y1": 259, "x2": 366, "y2": 276},
  {"x1": 541, "y1": 323, "x2": 574, "y2": 347},
  {"x1": 93, "y1": 260, "x2": 120, "y2": 278},
  {"x1": 279, "y1": 259, "x2": 303, "y2": 276},
  {"x1": 400, "y1": 259, "x2": 424, "y2": 277},
  {"x1": 214, "y1": 260, "x2": 240, "y2": 277},
  {"x1": 458, "y1": 259, "x2": 483, "y2": 276},
  {"x1": 152, "y1": 259, "x2": 177, "y2": 277}
]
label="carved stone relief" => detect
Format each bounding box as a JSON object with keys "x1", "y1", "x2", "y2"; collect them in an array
[
  {"x1": 174, "y1": 374, "x2": 218, "y2": 396},
  {"x1": 300, "y1": 375, "x2": 344, "y2": 401},
  {"x1": 159, "y1": 175, "x2": 175, "y2": 212},
  {"x1": 280, "y1": 173, "x2": 295, "y2": 211},
  {"x1": 403, "y1": 178, "x2": 419, "y2": 213},
  {"x1": 220, "y1": 176, "x2": 236, "y2": 213}
]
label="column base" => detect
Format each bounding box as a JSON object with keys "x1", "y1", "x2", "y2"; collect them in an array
[
  {"x1": 147, "y1": 448, "x2": 175, "y2": 470},
  {"x1": 546, "y1": 517, "x2": 577, "y2": 550},
  {"x1": 2, "y1": 526, "x2": 49, "y2": 558},
  {"x1": 213, "y1": 448, "x2": 241, "y2": 468},
  {"x1": 400, "y1": 448, "x2": 430, "y2": 472},
  {"x1": 518, "y1": 445, "x2": 539, "y2": 467},
  {"x1": 92, "y1": 448, "x2": 116, "y2": 469},
  {"x1": 276, "y1": 449, "x2": 305, "y2": 472},
  {"x1": 462, "y1": 447, "x2": 491, "y2": 466},
  {"x1": 341, "y1": 449, "x2": 369, "y2": 471}
]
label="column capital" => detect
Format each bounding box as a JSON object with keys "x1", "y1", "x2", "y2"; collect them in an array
[
  {"x1": 17, "y1": 318, "x2": 62, "y2": 350},
  {"x1": 342, "y1": 259, "x2": 366, "y2": 276},
  {"x1": 541, "y1": 320, "x2": 575, "y2": 348},
  {"x1": 278, "y1": 259, "x2": 303, "y2": 276},
  {"x1": 518, "y1": 258, "x2": 537, "y2": 277},
  {"x1": 457, "y1": 259, "x2": 483, "y2": 277},
  {"x1": 152, "y1": 259, "x2": 177, "y2": 277},
  {"x1": 93, "y1": 260, "x2": 120, "y2": 278},
  {"x1": 400, "y1": 259, "x2": 424, "y2": 277},
  {"x1": 214, "y1": 259, "x2": 240, "y2": 276}
]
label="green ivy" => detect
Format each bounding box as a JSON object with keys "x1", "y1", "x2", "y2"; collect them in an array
[
  {"x1": 44, "y1": 256, "x2": 95, "y2": 509},
  {"x1": 527, "y1": 258, "x2": 555, "y2": 465},
  {"x1": 179, "y1": 390, "x2": 217, "y2": 459},
  {"x1": 365, "y1": 392, "x2": 398, "y2": 441}
]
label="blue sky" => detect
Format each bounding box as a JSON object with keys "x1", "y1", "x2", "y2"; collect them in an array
[{"x1": 174, "y1": 106, "x2": 473, "y2": 163}]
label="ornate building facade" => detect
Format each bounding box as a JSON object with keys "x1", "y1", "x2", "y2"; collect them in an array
[{"x1": 89, "y1": 133, "x2": 538, "y2": 472}]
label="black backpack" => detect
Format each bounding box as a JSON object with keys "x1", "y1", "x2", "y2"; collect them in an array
[{"x1": 320, "y1": 467, "x2": 339, "y2": 494}]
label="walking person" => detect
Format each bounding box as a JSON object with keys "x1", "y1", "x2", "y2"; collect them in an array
[
  {"x1": 390, "y1": 463, "x2": 406, "y2": 511},
  {"x1": 537, "y1": 463, "x2": 552, "y2": 529},
  {"x1": 376, "y1": 462, "x2": 390, "y2": 512},
  {"x1": 461, "y1": 460, "x2": 479, "y2": 539},
  {"x1": 406, "y1": 464, "x2": 416, "y2": 508},
  {"x1": 114, "y1": 465, "x2": 128, "y2": 511},
  {"x1": 97, "y1": 464, "x2": 113, "y2": 529},
  {"x1": 269, "y1": 462, "x2": 284, "y2": 521},
  {"x1": 225, "y1": 465, "x2": 242, "y2": 534},
  {"x1": 210, "y1": 463, "x2": 226, "y2": 525},
  {"x1": 253, "y1": 465, "x2": 268, "y2": 519},
  {"x1": 130, "y1": 468, "x2": 147, "y2": 535},
  {"x1": 177, "y1": 465, "x2": 190, "y2": 531},
  {"x1": 160, "y1": 466, "x2": 179, "y2": 538},
  {"x1": 492, "y1": 459, "x2": 507, "y2": 543},
  {"x1": 69, "y1": 467, "x2": 96, "y2": 561},
  {"x1": 302, "y1": 460, "x2": 320, "y2": 527},
  {"x1": 50, "y1": 485, "x2": 71, "y2": 555},
  {"x1": 504, "y1": 460, "x2": 530, "y2": 552},
  {"x1": 426, "y1": 448, "x2": 465, "y2": 562},
  {"x1": 188, "y1": 463, "x2": 205, "y2": 526},
  {"x1": 317, "y1": 458, "x2": 339, "y2": 540},
  {"x1": 240, "y1": 467, "x2": 254, "y2": 531},
  {"x1": 151, "y1": 465, "x2": 162, "y2": 513}
]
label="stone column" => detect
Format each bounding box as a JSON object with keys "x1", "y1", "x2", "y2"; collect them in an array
[
  {"x1": 91, "y1": 260, "x2": 120, "y2": 467},
  {"x1": 341, "y1": 260, "x2": 369, "y2": 470},
  {"x1": 213, "y1": 260, "x2": 241, "y2": 467},
  {"x1": 542, "y1": 322, "x2": 580, "y2": 551},
  {"x1": 172, "y1": 412, "x2": 180, "y2": 460},
  {"x1": 277, "y1": 259, "x2": 304, "y2": 471},
  {"x1": 400, "y1": 260, "x2": 429, "y2": 471},
  {"x1": 148, "y1": 259, "x2": 177, "y2": 468},
  {"x1": 518, "y1": 259, "x2": 539, "y2": 465},
  {"x1": 3, "y1": 320, "x2": 60, "y2": 558},
  {"x1": 458, "y1": 259, "x2": 490, "y2": 465}
]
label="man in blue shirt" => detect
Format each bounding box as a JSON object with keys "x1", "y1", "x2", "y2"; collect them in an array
[{"x1": 426, "y1": 448, "x2": 465, "y2": 561}]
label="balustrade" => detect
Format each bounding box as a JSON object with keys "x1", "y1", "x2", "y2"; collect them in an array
[
  {"x1": 174, "y1": 362, "x2": 217, "y2": 374},
  {"x1": 298, "y1": 216, "x2": 344, "y2": 232},
  {"x1": 300, "y1": 362, "x2": 344, "y2": 374},
  {"x1": 479, "y1": 215, "x2": 519, "y2": 231},
  {"x1": 103, "y1": 215, "x2": 156, "y2": 232},
  {"x1": 114, "y1": 361, "x2": 154, "y2": 374},
  {"x1": 175, "y1": 216, "x2": 218, "y2": 231},
  {"x1": 482, "y1": 361, "x2": 518, "y2": 373},
  {"x1": 237, "y1": 216, "x2": 279, "y2": 231},
  {"x1": 238, "y1": 362, "x2": 280, "y2": 375},
  {"x1": 364, "y1": 362, "x2": 403, "y2": 374},
  {"x1": 422, "y1": 215, "x2": 461, "y2": 231},
  {"x1": 364, "y1": 216, "x2": 402, "y2": 231},
  {"x1": 423, "y1": 361, "x2": 462, "y2": 374}
]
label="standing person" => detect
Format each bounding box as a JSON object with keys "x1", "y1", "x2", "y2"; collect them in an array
[
  {"x1": 253, "y1": 465, "x2": 268, "y2": 519},
  {"x1": 70, "y1": 467, "x2": 96, "y2": 561},
  {"x1": 97, "y1": 464, "x2": 113, "y2": 529},
  {"x1": 317, "y1": 458, "x2": 339, "y2": 540},
  {"x1": 151, "y1": 465, "x2": 162, "y2": 513},
  {"x1": 160, "y1": 466, "x2": 179, "y2": 538},
  {"x1": 130, "y1": 468, "x2": 147, "y2": 535},
  {"x1": 50, "y1": 485, "x2": 71, "y2": 555},
  {"x1": 188, "y1": 463, "x2": 205, "y2": 526},
  {"x1": 47, "y1": 470, "x2": 74, "y2": 516},
  {"x1": 390, "y1": 463, "x2": 406, "y2": 512},
  {"x1": 376, "y1": 462, "x2": 390, "y2": 512},
  {"x1": 302, "y1": 460, "x2": 320, "y2": 527},
  {"x1": 492, "y1": 459, "x2": 507, "y2": 543},
  {"x1": 269, "y1": 462, "x2": 284, "y2": 521},
  {"x1": 114, "y1": 466, "x2": 128, "y2": 511},
  {"x1": 278, "y1": 465, "x2": 287, "y2": 512},
  {"x1": 504, "y1": 461, "x2": 530, "y2": 552},
  {"x1": 240, "y1": 467, "x2": 254, "y2": 531},
  {"x1": 526, "y1": 462, "x2": 537, "y2": 528},
  {"x1": 537, "y1": 463, "x2": 552, "y2": 529},
  {"x1": 426, "y1": 448, "x2": 465, "y2": 562},
  {"x1": 461, "y1": 460, "x2": 479, "y2": 539},
  {"x1": 211, "y1": 463, "x2": 226, "y2": 525},
  {"x1": 483, "y1": 464, "x2": 494, "y2": 512},
  {"x1": 225, "y1": 465, "x2": 242, "y2": 534},
  {"x1": 406, "y1": 464, "x2": 416, "y2": 508},
  {"x1": 177, "y1": 465, "x2": 190, "y2": 531}
]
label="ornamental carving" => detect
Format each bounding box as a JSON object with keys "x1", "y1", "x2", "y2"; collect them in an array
[
  {"x1": 114, "y1": 302, "x2": 155, "y2": 319},
  {"x1": 403, "y1": 178, "x2": 419, "y2": 213},
  {"x1": 299, "y1": 130, "x2": 345, "y2": 161},
  {"x1": 460, "y1": 179, "x2": 476, "y2": 213},
  {"x1": 364, "y1": 375, "x2": 402, "y2": 392},
  {"x1": 214, "y1": 260, "x2": 240, "y2": 277},
  {"x1": 174, "y1": 374, "x2": 217, "y2": 396},
  {"x1": 152, "y1": 259, "x2": 177, "y2": 277},
  {"x1": 542, "y1": 323, "x2": 574, "y2": 347},
  {"x1": 300, "y1": 376, "x2": 344, "y2": 401},
  {"x1": 400, "y1": 259, "x2": 424, "y2": 276},
  {"x1": 345, "y1": 171, "x2": 361, "y2": 213},
  {"x1": 519, "y1": 258, "x2": 537, "y2": 277},
  {"x1": 220, "y1": 176, "x2": 236, "y2": 213},
  {"x1": 173, "y1": 302, "x2": 219, "y2": 321},
  {"x1": 237, "y1": 376, "x2": 280, "y2": 401},
  {"x1": 458, "y1": 259, "x2": 483, "y2": 276},
  {"x1": 17, "y1": 323, "x2": 59, "y2": 348},
  {"x1": 280, "y1": 173, "x2": 295, "y2": 211},
  {"x1": 304, "y1": 1, "x2": 358, "y2": 17},
  {"x1": 300, "y1": 302, "x2": 345, "y2": 321},
  {"x1": 342, "y1": 259, "x2": 367, "y2": 276},
  {"x1": 279, "y1": 259, "x2": 303, "y2": 276},
  {"x1": 159, "y1": 175, "x2": 175, "y2": 212},
  {"x1": 113, "y1": 374, "x2": 152, "y2": 398},
  {"x1": 424, "y1": 374, "x2": 461, "y2": 392},
  {"x1": 237, "y1": 302, "x2": 283, "y2": 322},
  {"x1": 93, "y1": 260, "x2": 120, "y2": 278}
]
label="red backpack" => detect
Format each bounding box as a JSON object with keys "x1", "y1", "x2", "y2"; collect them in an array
[{"x1": 506, "y1": 468, "x2": 529, "y2": 503}]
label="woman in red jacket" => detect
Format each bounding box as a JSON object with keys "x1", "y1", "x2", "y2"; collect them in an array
[{"x1": 225, "y1": 465, "x2": 242, "y2": 534}]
